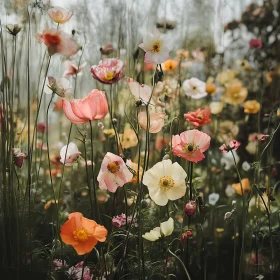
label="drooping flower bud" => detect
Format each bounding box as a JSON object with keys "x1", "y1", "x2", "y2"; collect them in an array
[{"x1": 184, "y1": 200, "x2": 196, "y2": 216}]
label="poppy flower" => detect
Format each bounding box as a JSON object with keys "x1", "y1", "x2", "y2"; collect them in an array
[
  {"x1": 138, "y1": 111, "x2": 166, "y2": 133},
  {"x1": 223, "y1": 79, "x2": 248, "y2": 105},
  {"x1": 45, "y1": 77, "x2": 72, "y2": 98},
  {"x1": 62, "y1": 89, "x2": 108, "y2": 124},
  {"x1": 219, "y1": 139, "x2": 240, "y2": 154},
  {"x1": 243, "y1": 100, "x2": 261, "y2": 114},
  {"x1": 161, "y1": 59, "x2": 178, "y2": 72},
  {"x1": 184, "y1": 108, "x2": 211, "y2": 127},
  {"x1": 119, "y1": 129, "x2": 138, "y2": 149},
  {"x1": 90, "y1": 58, "x2": 124, "y2": 84},
  {"x1": 35, "y1": 28, "x2": 79, "y2": 57},
  {"x1": 182, "y1": 77, "x2": 207, "y2": 99},
  {"x1": 172, "y1": 130, "x2": 210, "y2": 163},
  {"x1": 47, "y1": 6, "x2": 73, "y2": 24},
  {"x1": 63, "y1": 61, "x2": 87, "y2": 77},
  {"x1": 97, "y1": 152, "x2": 133, "y2": 193},
  {"x1": 60, "y1": 142, "x2": 81, "y2": 166},
  {"x1": 231, "y1": 178, "x2": 251, "y2": 196},
  {"x1": 249, "y1": 39, "x2": 262, "y2": 49},
  {"x1": 126, "y1": 78, "x2": 152, "y2": 105},
  {"x1": 60, "y1": 212, "x2": 107, "y2": 255}
]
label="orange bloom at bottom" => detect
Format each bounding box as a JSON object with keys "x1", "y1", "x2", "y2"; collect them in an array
[{"x1": 60, "y1": 212, "x2": 107, "y2": 255}]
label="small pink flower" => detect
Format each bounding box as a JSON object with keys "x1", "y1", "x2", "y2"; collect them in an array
[
  {"x1": 97, "y1": 152, "x2": 133, "y2": 193},
  {"x1": 62, "y1": 89, "x2": 108, "y2": 124},
  {"x1": 63, "y1": 60, "x2": 87, "y2": 77},
  {"x1": 219, "y1": 139, "x2": 240, "y2": 154},
  {"x1": 172, "y1": 129, "x2": 211, "y2": 163},
  {"x1": 138, "y1": 111, "x2": 165, "y2": 133},
  {"x1": 37, "y1": 122, "x2": 48, "y2": 133},
  {"x1": 35, "y1": 28, "x2": 79, "y2": 57},
  {"x1": 90, "y1": 58, "x2": 124, "y2": 84},
  {"x1": 47, "y1": 6, "x2": 73, "y2": 24},
  {"x1": 250, "y1": 39, "x2": 262, "y2": 49},
  {"x1": 100, "y1": 43, "x2": 115, "y2": 55},
  {"x1": 259, "y1": 133, "x2": 269, "y2": 143},
  {"x1": 184, "y1": 108, "x2": 211, "y2": 127},
  {"x1": 184, "y1": 200, "x2": 196, "y2": 216},
  {"x1": 12, "y1": 148, "x2": 28, "y2": 168}
]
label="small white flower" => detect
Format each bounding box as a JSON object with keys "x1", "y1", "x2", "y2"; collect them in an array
[
  {"x1": 221, "y1": 150, "x2": 240, "y2": 170},
  {"x1": 142, "y1": 227, "x2": 161, "y2": 241},
  {"x1": 160, "y1": 217, "x2": 174, "y2": 237},
  {"x1": 60, "y1": 142, "x2": 81, "y2": 166},
  {"x1": 208, "y1": 193, "x2": 219, "y2": 205},
  {"x1": 182, "y1": 77, "x2": 207, "y2": 99},
  {"x1": 242, "y1": 161, "x2": 251, "y2": 171},
  {"x1": 225, "y1": 184, "x2": 235, "y2": 197}
]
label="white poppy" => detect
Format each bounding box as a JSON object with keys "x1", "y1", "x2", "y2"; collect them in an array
[
  {"x1": 160, "y1": 217, "x2": 174, "y2": 237},
  {"x1": 208, "y1": 193, "x2": 219, "y2": 205},
  {"x1": 60, "y1": 142, "x2": 81, "y2": 166},
  {"x1": 142, "y1": 227, "x2": 161, "y2": 241},
  {"x1": 182, "y1": 77, "x2": 207, "y2": 99}
]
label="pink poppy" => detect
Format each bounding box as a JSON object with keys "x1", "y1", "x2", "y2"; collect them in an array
[
  {"x1": 90, "y1": 58, "x2": 124, "y2": 84},
  {"x1": 219, "y1": 139, "x2": 240, "y2": 154},
  {"x1": 97, "y1": 152, "x2": 133, "y2": 193},
  {"x1": 62, "y1": 89, "x2": 108, "y2": 124},
  {"x1": 63, "y1": 61, "x2": 87, "y2": 77},
  {"x1": 35, "y1": 28, "x2": 79, "y2": 57},
  {"x1": 184, "y1": 108, "x2": 211, "y2": 127},
  {"x1": 172, "y1": 129, "x2": 211, "y2": 163},
  {"x1": 138, "y1": 111, "x2": 165, "y2": 133},
  {"x1": 47, "y1": 6, "x2": 73, "y2": 24},
  {"x1": 249, "y1": 39, "x2": 262, "y2": 49}
]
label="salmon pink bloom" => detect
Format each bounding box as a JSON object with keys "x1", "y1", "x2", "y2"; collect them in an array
[
  {"x1": 219, "y1": 139, "x2": 240, "y2": 154},
  {"x1": 35, "y1": 28, "x2": 79, "y2": 57},
  {"x1": 97, "y1": 152, "x2": 133, "y2": 193},
  {"x1": 90, "y1": 58, "x2": 124, "y2": 84},
  {"x1": 63, "y1": 61, "x2": 87, "y2": 77},
  {"x1": 62, "y1": 89, "x2": 108, "y2": 124},
  {"x1": 250, "y1": 39, "x2": 262, "y2": 49},
  {"x1": 47, "y1": 7, "x2": 73, "y2": 24},
  {"x1": 60, "y1": 212, "x2": 107, "y2": 255},
  {"x1": 184, "y1": 108, "x2": 211, "y2": 127},
  {"x1": 172, "y1": 130, "x2": 211, "y2": 162},
  {"x1": 138, "y1": 111, "x2": 165, "y2": 133},
  {"x1": 139, "y1": 31, "x2": 172, "y2": 64}
]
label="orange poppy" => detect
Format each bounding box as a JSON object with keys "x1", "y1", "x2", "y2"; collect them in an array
[
  {"x1": 232, "y1": 178, "x2": 251, "y2": 196},
  {"x1": 60, "y1": 212, "x2": 107, "y2": 255},
  {"x1": 161, "y1": 59, "x2": 178, "y2": 72}
]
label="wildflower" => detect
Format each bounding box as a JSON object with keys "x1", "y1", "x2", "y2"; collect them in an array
[
  {"x1": 138, "y1": 111, "x2": 165, "y2": 133},
  {"x1": 12, "y1": 148, "x2": 27, "y2": 168},
  {"x1": 192, "y1": 48, "x2": 205, "y2": 62},
  {"x1": 243, "y1": 100, "x2": 261, "y2": 114},
  {"x1": 63, "y1": 61, "x2": 87, "y2": 77},
  {"x1": 6, "y1": 24, "x2": 21, "y2": 36},
  {"x1": 249, "y1": 39, "x2": 262, "y2": 49},
  {"x1": 176, "y1": 49, "x2": 190, "y2": 60},
  {"x1": 53, "y1": 259, "x2": 68, "y2": 271},
  {"x1": 90, "y1": 58, "x2": 124, "y2": 84},
  {"x1": 172, "y1": 130, "x2": 211, "y2": 163},
  {"x1": 242, "y1": 161, "x2": 251, "y2": 171},
  {"x1": 209, "y1": 101, "x2": 224, "y2": 115},
  {"x1": 184, "y1": 200, "x2": 196, "y2": 216},
  {"x1": 216, "y1": 69, "x2": 235, "y2": 86},
  {"x1": 139, "y1": 31, "x2": 172, "y2": 64},
  {"x1": 142, "y1": 159, "x2": 187, "y2": 206},
  {"x1": 112, "y1": 214, "x2": 137, "y2": 228},
  {"x1": 184, "y1": 108, "x2": 211, "y2": 127},
  {"x1": 47, "y1": 7, "x2": 73, "y2": 24},
  {"x1": 223, "y1": 79, "x2": 248, "y2": 105},
  {"x1": 208, "y1": 193, "x2": 219, "y2": 205},
  {"x1": 161, "y1": 59, "x2": 178, "y2": 72},
  {"x1": 100, "y1": 43, "x2": 115, "y2": 55},
  {"x1": 35, "y1": 28, "x2": 79, "y2": 57},
  {"x1": 126, "y1": 159, "x2": 143, "y2": 183},
  {"x1": 217, "y1": 120, "x2": 239, "y2": 143},
  {"x1": 126, "y1": 78, "x2": 152, "y2": 104},
  {"x1": 97, "y1": 152, "x2": 133, "y2": 193},
  {"x1": 60, "y1": 142, "x2": 81, "y2": 166},
  {"x1": 119, "y1": 128, "x2": 138, "y2": 149},
  {"x1": 44, "y1": 77, "x2": 72, "y2": 98},
  {"x1": 221, "y1": 150, "x2": 240, "y2": 170},
  {"x1": 142, "y1": 217, "x2": 174, "y2": 241},
  {"x1": 206, "y1": 83, "x2": 217, "y2": 94},
  {"x1": 219, "y1": 139, "x2": 241, "y2": 154},
  {"x1": 237, "y1": 59, "x2": 252, "y2": 71},
  {"x1": 60, "y1": 212, "x2": 107, "y2": 255},
  {"x1": 62, "y1": 89, "x2": 108, "y2": 124},
  {"x1": 182, "y1": 77, "x2": 207, "y2": 99},
  {"x1": 231, "y1": 178, "x2": 251, "y2": 196},
  {"x1": 67, "y1": 261, "x2": 93, "y2": 279},
  {"x1": 37, "y1": 122, "x2": 48, "y2": 133},
  {"x1": 181, "y1": 230, "x2": 193, "y2": 242},
  {"x1": 259, "y1": 133, "x2": 269, "y2": 142}
]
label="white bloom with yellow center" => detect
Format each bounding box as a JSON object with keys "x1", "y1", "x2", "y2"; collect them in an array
[
  {"x1": 182, "y1": 77, "x2": 207, "y2": 99},
  {"x1": 143, "y1": 159, "x2": 187, "y2": 206}
]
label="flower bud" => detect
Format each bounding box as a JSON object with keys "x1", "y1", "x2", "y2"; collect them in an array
[{"x1": 184, "y1": 200, "x2": 196, "y2": 216}]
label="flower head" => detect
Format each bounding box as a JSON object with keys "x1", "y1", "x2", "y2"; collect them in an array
[
  {"x1": 243, "y1": 100, "x2": 261, "y2": 114},
  {"x1": 138, "y1": 111, "x2": 165, "y2": 133},
  {"x1": 182, "y1": 77, "x2": 207, "y2": 99},
  {"x1": 219, "y1": 139, "x2": 241, "y2": 154},
  {"x1": 208, "y1": 193, "x2": 219, "y2": 205},
  {"x1": 62, "y1": 89, "x2": 108, "y2": 124},
  {"x1": 35, "y1": 28, "x2": 79, "y2": 57},
  {"x1": 37, "y1": 122, "x2": 48, "y2": 133},
  {"x1": 161, "y1": 59, "x2": 178, "y2": 72},
  {"x1": 126, "y1": 78, "x2": 152, "y2": 104},
  {"x1": 45, "y1": 77, "x2": 72, "y2": 98},
  {"x1": 250, "y1": 39, "x2": 262, "y2": 49},
  {"x1": 100, "y1": 43, "x2": 115, "y2": 55},
  {"x1": 60, "y1": 142, "x2": 81, "y2": 166},
  {"x1": 63, "y1": 61, "x2": 87, "y2": 77},
  {"x1": 139, "y1": 31, "x2": 172, "y2": 64},
  {"x1": 172, "y1": 130, "x2": 211, "y2": 163},
  {"x1": 184, "y1": 108, "x2": 211, "y2": 127},
  {"x1": 97, "y1": 152, "x2": 133, "y2": 193},
  {"x1": 184, "y1": 200, "x2": 196, "y2": 216},
  {"x1": 67, "y1": 261, "x2": 92, "y2": 280},
  {"x1": 143, "y1": 159, "x2": 187, "y2": 206},
  {"x1": 232, "y1": 178, "x2": 251, "y2": 196},
  {"x1": 12, "y1": 148, "x2": 27, "y2": 168},
  {"x1": 60, "y1": 212, "x2": 107, "y2": 255},
  {"x1": 119, "y1": 128, "x2": 138, "y2": 149},
  {"x1": 223, "y1": 79, "x2": 248, "y2": 105},
  {"x1": 47, "y1": 7, "x2": 73, "y2": 24},
  {"x1": 90, "y1": 58, "x2": 124, "y2": 84}
]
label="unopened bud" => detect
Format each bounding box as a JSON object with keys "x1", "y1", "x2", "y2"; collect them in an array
[{"x1": 184, "y1": 200, "x2": 196, "y2": 217}]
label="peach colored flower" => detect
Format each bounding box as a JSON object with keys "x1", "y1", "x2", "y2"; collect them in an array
[
  {"x1": 223, "y1": 79, "x2": 248, "y2": 105},
  {"x1": 176, "y1": 49, "x2": 190, "y2": 60},
  {"x1": 90, "y1": 58, "x2": 124, "y2": 84},
  {"x1": 209, "y1": 101, "x2": 224, "y2": 115},
  {"x1": 35, "y1": 28, "x2": 79, "y2": 57},
  {"x1": 119, "y1": 129, "x2": 138, "y2": 149},
  {"x1": 138, "y1": 111, "x2": 165, "y2": 133},
  {"x1": 172, "y1": 129, "x2": 211, "y2": 162},
  {"x1": 231, "y1": 178, "x2": 251, "y2": 196},
  {"x1": 63, "y1": 61, "x2": 87, "y2": 77},
  {"x1": 47, "y1": 7, "x2": 73, "y2": 24},
  {"x1": 60, "y1": 212, "x2": 107, "y2": 255},
  {"x1": 184, "y1": 108, "x2": 211, "y2": 127},
  {"x1": 97, "y1": 152, "x2": 133, "y2": 193},
  {"x1": 126, "y1": 78, "x2": 152, "y2": 104},
  {"x1": 243, "y1": 100, "x2": 261, "y2": 114},
  {"x1": 62, "y1": 89, "x2": 108, "y2": 124},
  {"x1": 161, "y1": 59, "x2": 178, "y2": 72}
]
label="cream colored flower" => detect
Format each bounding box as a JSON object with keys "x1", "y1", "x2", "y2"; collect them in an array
[
  {"x1": 216, "y1": 69, "x2": 235, "y2": 86},
  {"x1": 209, "y1": 101, "x2": 224, "y2": 114},
  {"x1": 142, "y1": 227, "x2": 161, "y2": 241},
  {"x1": 143, "y1": 159, "x2": 187, "y2": 206},
  {"x1": 223, "y1": 79, "x2": 248, "y2": 105}
]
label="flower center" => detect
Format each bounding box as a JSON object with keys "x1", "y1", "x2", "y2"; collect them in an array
[
  {"x1": 192, "y1": 86, "x2": 197, "y2": 90},
  {"x1": 183, "y1": 142, "x2": 198, "y2": 154},
  {"x1": 196, "y1": 114, "x2": 203, "y2": 119},
  {"x1": 73, "y1": 228, "x2": 89, "y2": 242},
  {"x1": 44, "y1": 34, "x2": 61, "y2": 45},
  {"x1": 107, "y1": 161, "x2": 120, "y2": 174},
  {"x1": 152, "y1": 42, "x2": 160, "y2": 53},
  {"x1": 105, "y1": 71, "x2": 114, "y2": 80},
  {"x1": 159, "y1": 176, "x2": 175, "y2": 190}
]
